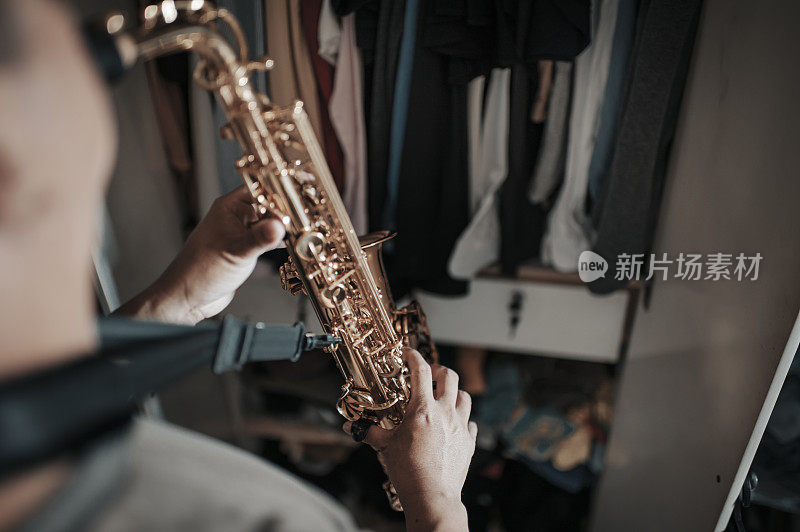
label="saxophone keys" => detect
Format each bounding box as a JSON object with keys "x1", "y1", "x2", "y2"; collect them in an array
[
  {"x1": 301, "y1": 184, "x2": 322, "y2": 205},
  {"x1": 337, "y1": 381, "x2": 373, "y2": 421},
  {"x1": 247, "y1": 55, "x2": 275, "y2": 72},
  {"x1": 247, "y1": 189, "x2": 291, "y2": 226},
  {"x1": 256, "y1": 93, "x2": 271, "y2": 108},
  {"x1": 294, "y1": 231, "x2": 326, "y2": 262},
  {"x1": 382, "y1": 481, "x2": 404, "y2": 512},
  {"x1": 351, "y1": 328, "x2": 374, "y2": 347},
  {"x1": 235, "y1": 100, "x2": 258, "y2": 113},
  {"x1": 321, "y1": 285, "x2": 349, "y2": 311},
  {"x1": 234, "y1": 154, "x2": 255, "y2": 169},
  {"x1": 279, "y1": 261, "x2": 305, "y2": 296},
  {"x1": 322, "y1": 343, "x2": 338, "y2": 354}
]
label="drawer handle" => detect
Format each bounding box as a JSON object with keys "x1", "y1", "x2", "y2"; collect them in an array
[{"x1": 508, "y1": 291, "x2": 524, "y2": 338}]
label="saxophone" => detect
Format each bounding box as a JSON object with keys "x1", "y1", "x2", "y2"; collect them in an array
[{"x1": 101, "y1": 0, "x2": 437, "y2": 510}]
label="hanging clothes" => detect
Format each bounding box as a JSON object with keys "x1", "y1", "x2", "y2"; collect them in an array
[
  {"x1": 381, "y1": 0, "x2": 420, "y2": 230},
  {"x1": 449, "y1": 0, "x2": 591, "y2": 280},
  {"x1": 495, "y1": 0, "x2": 591, "y2": 275},
  {"x1": 467, "y1": 74, "x2": 486, "y2": 212},
  {"x1": 586, "y1": 0, "x2": 638, "y2": 203},
  {"x1": 345, "y1": 0, "x2": 406, "y2": 232},
  {"x1": 528, "y1": 61, "x2": 573, "y2": 205},
  {"x1": 318, "y1": 0, "x2": 342, "y2": 65},
  {"x1": 264, "y1": 0, "x2": 324, "y2": 140},
  {"x1": 588, "y1": 0, "x2": 703, "y2": 294},
  {"x1": 516, "y1": 0, "x2": 593, "y2": 62},
  {"x1": 390, "y1": 1, "x2": 493, "y2": 293},
  {"x1": 300, "y1": 0, "x2": 345, "y2": 192},
  {"x1": 329, "y1": 15, "x2": 369, "y2": 235},
  {"x1": 342, "y1": 0, "x2": 591, "y2": 294},
  {"x1": 332, "y1": 1, "x2": 404, "y2": 231},
  {"x1": 389, "y1": 0, "x2": 482, "y2": 297},
  {"x1": 498, "y1": 62, "x2": 550, "y2": 274},
  {"x1": 448, "y1": 68, "x2": 511, "y2": 279},
  {"x1": 531, "y1": 61, "x2": 554, "y2": 123},
  {"x1": 541, "y1": 0, "x2": 623, "y2": 272}
]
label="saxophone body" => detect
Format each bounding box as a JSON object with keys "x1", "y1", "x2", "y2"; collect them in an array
[{"x1": 105, "y1": 1, "x2": 437, "y2": 506}]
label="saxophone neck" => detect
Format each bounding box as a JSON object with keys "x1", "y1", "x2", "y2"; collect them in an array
[{"x1": 85, "y1": 1, "x2": 269, "y2": 91}]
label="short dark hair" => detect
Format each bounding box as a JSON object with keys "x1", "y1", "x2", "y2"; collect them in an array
[{"x1": 0, "y1": 0, "x2": 22, "y2": 65}]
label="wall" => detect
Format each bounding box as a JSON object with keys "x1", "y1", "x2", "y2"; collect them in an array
[{"x1": 591, "y1": 0, "x2": 800, "y2": 530}]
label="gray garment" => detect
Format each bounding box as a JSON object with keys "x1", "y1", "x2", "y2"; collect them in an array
[
  {"x1": 330, "y1": 14, "x2": 368, "y2": 235},
  {"x1": 33, "y1": 418, "x2": 359, "y2": 532},
  {"x1": 318, "y1": 0, "x2": 342, "y2": 65},
  {"x1": 528, "y1": 61, "x2": 572, "y2": 205},
  {"x1": 588, "y1": 0, "x2": 702, "y2": 294},
  {"x1": 20, "y1": 429, "x2": 130, "y2": 532},
  {"x1": 90, "y1": 418, "x2": 358, "y2": 532},
  {"x1": 586, "y1": 0, "x2": 638, "y2": 202}
]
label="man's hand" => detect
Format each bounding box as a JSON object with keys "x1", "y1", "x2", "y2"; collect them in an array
[
  {"x1": 117, "y1": 186, "x2": 285, "y2": 324},
  {"x1": 343, "y1": 350, "x2": 477, "y2": 532}
]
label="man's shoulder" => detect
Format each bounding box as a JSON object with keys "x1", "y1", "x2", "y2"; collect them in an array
[{"x1": 89, "y1": 417, "x2": 359, "y2": 532}]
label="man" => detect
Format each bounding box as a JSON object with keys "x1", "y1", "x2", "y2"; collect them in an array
[{"x1": 0, "y1": 1, "x2": 476, "y2": 531}]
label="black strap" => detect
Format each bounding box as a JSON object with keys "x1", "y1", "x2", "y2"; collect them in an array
[
  {"x1": 98, "y1": 315, "x2": 337, "y2": 373},
  {"x1": 0, "y1": 316, "x2": 338, "y2": 478}
]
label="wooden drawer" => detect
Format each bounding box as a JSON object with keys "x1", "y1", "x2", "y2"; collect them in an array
[{"x1": 414, "y1": 277, "x2": 631, "y2": 363}]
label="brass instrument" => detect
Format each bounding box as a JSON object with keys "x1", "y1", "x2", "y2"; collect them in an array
[{"x1": 104, "y1": 0, "x2": 437, "y2": 510}]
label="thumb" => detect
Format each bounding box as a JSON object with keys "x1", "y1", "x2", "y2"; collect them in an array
[
  {"x1": 248, "y1": 217, "x2": 286, "y2": 251},
  {"x1": 342, "y1": 421, "x2": 391, "y2": 452}
]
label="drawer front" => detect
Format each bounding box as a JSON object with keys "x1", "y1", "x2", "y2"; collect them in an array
[{"x1": 414, "y1": 279, "x2": 629, "y2": 363}]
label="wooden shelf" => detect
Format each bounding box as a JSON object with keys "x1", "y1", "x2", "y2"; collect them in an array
[
  {"x1": 242, "y1": 416, "x2": 356, "y2": 447},
  {"x1": 479, "y1": 264, "x2": 583, "y2": 286},
  {"x1": 479, "y1": 263, "x2": 644, "y2": 290},
  {"x1": 241, "y1": 373, "x2": 340, "y2": 405}
]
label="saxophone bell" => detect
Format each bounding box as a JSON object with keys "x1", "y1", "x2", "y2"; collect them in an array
[{"x1": 358, "y1": 232, "x2": 439, "y2": 365}]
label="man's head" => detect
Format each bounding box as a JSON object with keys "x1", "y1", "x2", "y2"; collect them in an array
[{"x1": 0, "y1": 0, "x2": 117, "y2": 376}]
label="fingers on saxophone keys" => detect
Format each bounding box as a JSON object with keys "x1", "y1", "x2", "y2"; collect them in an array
[
  {"x1": 230, "y1": 184, "x2": 256, "y2": 204},
  {"x1": 250, "y1": 217, "x2": 286, "y2": 250},
  {"x1": 342, "y1": 421, "x2": 389, "y2": 452},
  {"x1": 402, "y1": 348, "x2": 434, "y2": 406},
  {"x1": 431, "y1": 364, "x2": 459, "y2": 406},
  {"x1": 247, "y1": 201, "x2": 287, "y2": 249}
]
